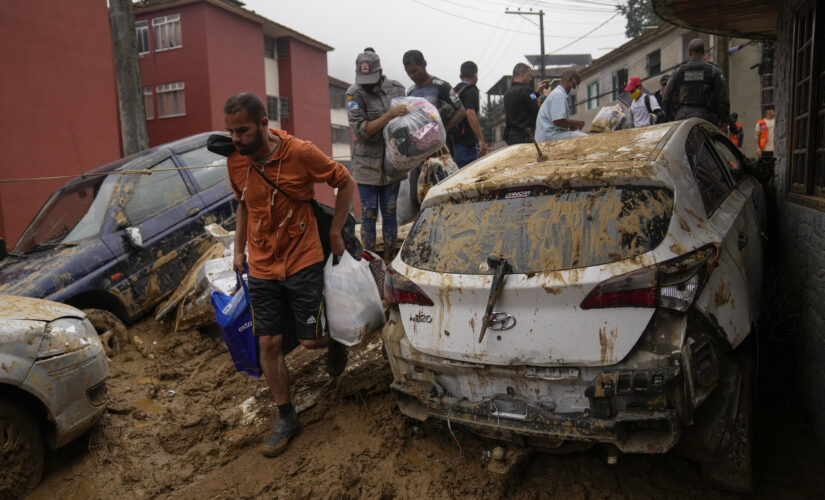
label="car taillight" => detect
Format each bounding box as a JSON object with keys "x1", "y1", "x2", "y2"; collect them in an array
[
  {"x1": 581, "y1": 244, "x2": 720, "y2": 312},
  {"x1": 384, "y1": 264, "x2": 434, "y2": 306}
]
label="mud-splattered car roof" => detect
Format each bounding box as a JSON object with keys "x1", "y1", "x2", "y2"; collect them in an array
[{"x1": 423, "y1": 123, "x2": 678, "y2": 207}]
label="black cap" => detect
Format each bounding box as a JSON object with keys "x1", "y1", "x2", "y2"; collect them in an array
[{"x1": 660, "y1": 74, "x2": 670, "y2": 86}]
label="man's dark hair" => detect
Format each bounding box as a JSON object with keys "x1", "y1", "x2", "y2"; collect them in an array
[
  {"x1": 561, "y1": 70, "x2": 581, "y2": 84},
  {"x1": 688, "y1": 38, "x2": 706, "y2": 55},
  {"x1": 763, "y1": 104, "x2": 775, "y2": 115},
  {"x1": 402, "y1": 50, "x2": 426, "y2": 66},
  {"x1": 364, "y1": 46, "x2": 375, "y2": 53},
  {"x1": 730, "y1": 112, "x2": 738, "y2": 122},
  {"x1": 512, "y1": 62, "x2": 531, "y2": 78},
  {"x1": 224, "y1": 92, "x2": 267, "y2": 122},
  {"x1": 460, "y1": 61, "x2": 478, "y2": 78}
]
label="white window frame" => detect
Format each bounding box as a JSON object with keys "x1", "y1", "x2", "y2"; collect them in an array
[
  {"x1": 156, "y1": 82, "x2": 186, "y2": 118},
  {"x1": 152, "y1": 13, "x2": 182, "y2": 52},
  {"x1": 143, "y1": 87, "x2": 154, "y2": 120},
  {"x1": 136, "y1": 20, "x2": 150, "y2": 54}
]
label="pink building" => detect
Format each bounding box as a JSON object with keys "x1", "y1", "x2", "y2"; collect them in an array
[
  {"x1": 0, "y1": 0, "x2": 122, "y2": 245},
  {"x1": 134, "y1": 0, "x2": 337, "y2": 204}
]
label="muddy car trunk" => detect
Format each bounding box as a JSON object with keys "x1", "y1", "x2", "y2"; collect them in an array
[{"x1": 395, "y1": 185, "x2": 674, "y2": 367}]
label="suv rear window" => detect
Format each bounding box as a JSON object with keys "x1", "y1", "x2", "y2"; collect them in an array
[{"x1": 401, "y1": 186, "x2": 673, "y2": 274}]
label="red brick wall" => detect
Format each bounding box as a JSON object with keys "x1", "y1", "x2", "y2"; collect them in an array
[{"x1": 0, "y1": 0, "x2": 121, "y2": 245}]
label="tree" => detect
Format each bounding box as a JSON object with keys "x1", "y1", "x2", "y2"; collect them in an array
[{"x1": 616, "y1": 0, "x2": 662, "y2": 39}]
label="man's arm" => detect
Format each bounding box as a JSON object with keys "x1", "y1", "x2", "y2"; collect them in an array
[
  {"x1": 329, "y1": 177, "x2": 356, "y2": 256},
  {"x1": 465, "y1": 108, "x2": 487, "y2": 156},
  {"x1": 444, "y1": 106, "x2": 466, "y2": 132},
  {"x1": 662, "y1": 70, "x2": 677, "y2": 119},
  {"x1": 365, "y1": 104, "x2": 407, "y2": 137},
  {"x1": 233, "y1": 201, "x2": 248, "y2": 274},
  {"x1": 755, "y1": 124, "x2": 762, "y2": 152},
  {"x1": 553, "y1": 118, "x2": 585, "y2": 131}
]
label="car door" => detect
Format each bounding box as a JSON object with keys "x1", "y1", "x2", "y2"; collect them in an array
[
  {"x1": 175, "y1": 144, "x2": 236, "y2": 232},
  {"x1": 120, "y1": 154, "x2": 206, "y2": 310},
  {"x1": 707, "y1": 132, "x2": 764, "y2": 319},
  {"x1": 685, "y1": 125, "x2": 753, "y2": 346}
]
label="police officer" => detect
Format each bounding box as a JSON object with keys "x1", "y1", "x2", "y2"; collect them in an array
[
  {"x1": 663, "y1": 38, "x2": 730, "y2": 131},
  {"x1": 503, "y1": 62, "x2": 548, "y2": 145}
]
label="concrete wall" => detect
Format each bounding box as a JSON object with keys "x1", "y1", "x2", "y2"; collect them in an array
[
  {"x1": 0, "y1": 0, "x2": 121, "y2": 244},
  {"x1": 773, "y1": 0, "x2": 825, "y2": 452}
]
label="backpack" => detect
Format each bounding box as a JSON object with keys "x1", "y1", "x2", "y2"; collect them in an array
[
  {"x1": 644, "y1": 94, "x2": 666, "y2": 125},
  {"x1": 449, "y1": 83, "x2": 475, "y2": 149}
]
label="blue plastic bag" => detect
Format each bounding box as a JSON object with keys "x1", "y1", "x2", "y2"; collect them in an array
[{"x1": 210, "y1": 273, "x2": 261, "y2": 377}]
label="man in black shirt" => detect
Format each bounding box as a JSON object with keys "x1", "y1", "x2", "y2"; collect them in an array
[
  {"x1": 451, "y1": 61, "x2": 488, "y2": 167},
  {"x1": 503, "y1": 62, "x2": 548, "y2": 145}
]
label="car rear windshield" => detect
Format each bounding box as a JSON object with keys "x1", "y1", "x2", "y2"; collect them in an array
[{"x1": 401, "y1": 186, "x2": 673, "y2": 274}]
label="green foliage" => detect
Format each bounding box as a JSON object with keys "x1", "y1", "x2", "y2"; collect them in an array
[{"x1": 616, "y1": 0, "x2": 662, "y2": 39}]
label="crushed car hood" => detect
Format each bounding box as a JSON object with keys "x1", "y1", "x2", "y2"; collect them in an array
[{"x1": 0, "y1": 295, "x2": 82, "y2": 322}]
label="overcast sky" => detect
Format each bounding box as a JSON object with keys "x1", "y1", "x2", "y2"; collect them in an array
[{"x1": 242, "y1": 0, "x2": 631, "y2": 100}]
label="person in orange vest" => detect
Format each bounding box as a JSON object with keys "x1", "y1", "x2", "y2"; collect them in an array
[
  {"x1": 755, "y1": 105, "x2": 775, "y2": 159},
  {"x1": 729, "y1": 112, "x2": 743, "y2": 148}
]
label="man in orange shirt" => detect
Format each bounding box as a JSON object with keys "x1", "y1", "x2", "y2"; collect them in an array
[{"x1": 223, "y1": 92, "x2": 356, "y2": 458}]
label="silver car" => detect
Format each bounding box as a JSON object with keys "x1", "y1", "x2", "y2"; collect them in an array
[
  {"x1": 383, "y1": 119, "x2": 766, "y2": 493},
  {"x1": 0, "y1": 295, "x2": 108, "y2": 498}
]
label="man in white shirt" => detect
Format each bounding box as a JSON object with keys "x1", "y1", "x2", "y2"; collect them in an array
[
  {"x1": 625, "y1": 76, "x2": 664, "y2": 128},
  {"x1": 535, "y1": 70, "x2": 586, "y2": 142}
]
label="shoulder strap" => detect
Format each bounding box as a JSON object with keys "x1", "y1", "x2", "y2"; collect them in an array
[
  {"x1": 455, "y1": 82, "x2": 472, "y2": 99},
  {"x1": 248, "y1": 161, "x2": 303, "y2": 204},
  {"x1": 644, "y1": 94, "x2": 652, "y2": 113}
]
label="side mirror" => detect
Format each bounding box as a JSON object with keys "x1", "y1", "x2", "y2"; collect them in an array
[{"x1": 124, "y1": 227, "x2": 143, "y2": 250}]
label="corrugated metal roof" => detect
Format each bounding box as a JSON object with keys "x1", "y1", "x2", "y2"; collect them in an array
[{"x1": 652, "y1": 0, "x2": 777, "y2": 39}]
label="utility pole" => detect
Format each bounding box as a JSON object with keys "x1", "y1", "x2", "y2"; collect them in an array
[
  {"x1": 109, "y1": 0, "x2": 149, "y2": 155},
  {"x1": 505, "y1": 8, "x2": 545, "y2": 80}
]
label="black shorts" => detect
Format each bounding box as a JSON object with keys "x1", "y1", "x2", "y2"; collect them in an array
[{"x1": 247, "y1": 262, "x2": 325, "y2": 340}]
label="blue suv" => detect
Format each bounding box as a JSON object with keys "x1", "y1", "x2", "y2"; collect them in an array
[{"x1": 0, "y1": 132, "x2": 236, "y2": 349}]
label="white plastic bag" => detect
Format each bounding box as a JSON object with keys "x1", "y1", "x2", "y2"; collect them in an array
[
  {"x1": 324, "y1": 252, "x2": 385, "y2": 346},
  {"x1": 589, "y1": 104, "x2": 627, "y2": 133},
  {"x1": 384, "y1": 97, "x2": 446, "y2": 175}
]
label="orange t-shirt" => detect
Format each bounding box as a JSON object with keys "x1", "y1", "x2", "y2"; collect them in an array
[{"x1": 227, "y1": 129, "x2": 351, "y2": 280}]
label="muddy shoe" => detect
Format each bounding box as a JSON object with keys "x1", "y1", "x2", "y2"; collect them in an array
[
  {"x1": 326, "y1": 339, "x2": 348, "y2": 377},
  {"x1": 261, "y1": 413, "x2": 300, "y2": 458}
]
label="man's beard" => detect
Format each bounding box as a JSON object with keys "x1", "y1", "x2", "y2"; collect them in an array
[{"x1": 236, "y1": 126, "x2": 264, "y2": 156}]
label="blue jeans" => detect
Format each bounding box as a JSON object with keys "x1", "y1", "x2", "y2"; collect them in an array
[
  {"x1": 357, "y1": 183, "x2": 401, "y2": 253},
  {"x1": 453, "y1": 143, "x2": 478, "y2": 168}
]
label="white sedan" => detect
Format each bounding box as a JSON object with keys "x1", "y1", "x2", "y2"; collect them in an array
[{"x1": 382, "y1": 119, "x2": 765, "y2": 493}]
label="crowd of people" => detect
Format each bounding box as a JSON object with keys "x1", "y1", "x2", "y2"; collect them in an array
[{"x1": 217, "y1": 37, "x2": 776, "y2": 460}]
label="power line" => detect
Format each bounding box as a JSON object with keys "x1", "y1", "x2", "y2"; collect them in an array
[
  {"x1": 548, "y1": 11, "x2": 621, "y2": 54},
  {"x1": 413, "y1": 0, "x2": 620, "y2": 37}
]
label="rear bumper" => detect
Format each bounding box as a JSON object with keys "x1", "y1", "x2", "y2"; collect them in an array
[
  {"x1": 392, "y1": 379, "x2": 682, "y2": 453},
  {"x1": 383, "y1": 307, "x2": 688, "y2": 454}
]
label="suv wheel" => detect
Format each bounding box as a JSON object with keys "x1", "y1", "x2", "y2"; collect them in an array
[
  {"x1": 701, "y1": 355, "x2": 756, "y2": 493},
  {"x1": 83, "y1": 308, "x2": 128, "y2": 356},
  {"x1": 0, "y1": 401, "x2": 45, "y2": 498}
]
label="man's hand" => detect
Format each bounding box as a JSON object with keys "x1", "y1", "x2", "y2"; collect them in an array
[
  {"x1": 330, "y1": 231, "x2": 345, "y2": 257},
  {"x1": 389, "y1": 104, "x2": 407, "y2": 118},
  {"x1": 479, "y1": 140, "x2": 488, "y2": 157},
  {"x1": 233, "y1": 250, "x2": 247, "y2": 275}
]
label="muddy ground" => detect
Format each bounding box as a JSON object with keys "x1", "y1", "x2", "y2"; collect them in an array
[{"x1": 28, "y1": 316, "x2": 824, "y2": 500}]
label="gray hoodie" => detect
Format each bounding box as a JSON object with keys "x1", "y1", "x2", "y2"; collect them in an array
[{"x1": 346, "y1": 77, "x2": 406, "y2": 186}]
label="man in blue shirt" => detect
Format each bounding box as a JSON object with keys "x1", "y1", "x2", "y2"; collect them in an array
[{"x1": 535, "y1": 70, "x2": 586, "y2": 142}]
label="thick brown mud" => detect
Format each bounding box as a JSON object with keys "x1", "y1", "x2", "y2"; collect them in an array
[{"x1": 28, "y1": 317, "x2": 824, "y2": 499}]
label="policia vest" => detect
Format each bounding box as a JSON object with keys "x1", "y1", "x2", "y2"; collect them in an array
[{"x1": 674, "y1": 60, "x2": 720, "y2": 122}]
